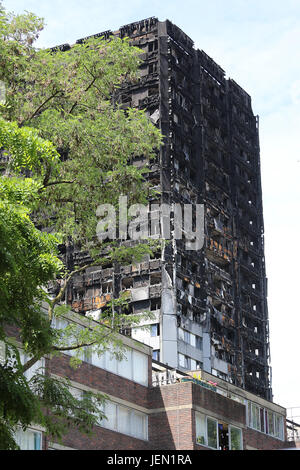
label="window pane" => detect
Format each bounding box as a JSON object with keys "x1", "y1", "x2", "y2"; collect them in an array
[
  {"x1": 104, "y1": 402, "x2": 117, "y2": 430},
  {"x1": 274, "y1": 414, "x2": 278, "y2": 438},
  {"x1": 21, "y1": 351, "x2": 44, "y2": 382},
  {"x1": 133, "y1": 350, "x2": 148, "y2": 385},
  {"x1": 132, "y1": 412, "x2": 147, "y2": 440},
  {"x1": 196, "y1": 336, "x2": 203, "y2": 350},
  {"x1": 265, "y1": 409, "x2": 269, "y2": 434},
  {"x1": 34, "y1": 432, "x2": 41, "y2": 450},
  {"x1": 260, "y1": 407, "x2": 265, "y2": 432},
  {"x1": 279, "y1": 416, "x2": 284, "y2": 440},
  {"x1": 105, "y1": 350, "x2": 117, "y2": 374},
  {"x1": 184, "y1": 330, "x2": 190, "y2": 344},
  {"x1": 178, "y1": 353, "x2": 185, "y2": 367},
  {"x1": 230, "y1": 426, "x2": 243, "y2": 450},
  {"x1": 251, "y1": 403, "x2": 260, "y2": 430},
  {"x1": 152, "y1": 350, "x2": 160, "y2": 362},
  {"x1": 256, "y1": 405, "x2": 260, "y2": 430},
  {"x1": 195, "y1": 413, "x2": 206, "y2": 446},
  {"x1": 268, "y1": 411, "x2": 274, "y2": 435},
  {"x1": 178, "y1": 328, "x2": 184, "y2": 341},
  {"x1": 70, "y1": 387, "x2": 82, "y2": 400},
  {"x1": 207, "y1": 417, "x2": 218, "y2": 449},
  {"x1": 118, "y1": 348, "x2": 132, "y2": 380},
  {"x1": 151, "y1": 324, "x2": 160, "y2": 337},
  {"x1": 184, "y1": 355, "x2": 190, "y2": 369},
  {"x1": 118, "y1": 406, "x2": 130, "y2": 435},
  {"x1": 15, "y1": 429, "x2": 41, "y2": 450},
  {"x1": 92, "y1": 350, "x2": 105, "y2": 369},
  {"x1": 247, "y1": 402, "x2": 251, "y2": 426}
]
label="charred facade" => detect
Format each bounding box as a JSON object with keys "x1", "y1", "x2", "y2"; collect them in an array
[{"x1": 64, "y1": 18, "x2": 272, "y2": 400}]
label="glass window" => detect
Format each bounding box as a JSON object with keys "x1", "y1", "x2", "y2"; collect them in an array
[
  {"x1": 105, "y1": 350, "x2": 117, "y2": 374},
  {"x1": 195, "y1": 413, "x2": 206, "y2": 446},
  {"x1": 184, "y1": 355, "x2": 190, "y2": 369},
  {"x1": 207, "y1": 417, "x2": 218, "y2": 449},
  {"x1": 152, "y1": 350, "x2": 160, "y2": 362},
  {"x1": 70, "y1": 387, "x2": 82, "y2": 400},
  {"x1": 118, "y1": 405, "x2": 131, "y2": 435},
  {"x1": 20, "y1": 351, "x2": 45, "y2": 382},
  {"x1": 92, "y1": 350, "x2": 105, "y2": 369},
  {"x1": 118, "y1": 348, "x2": 132, "y2": 379},
  {"x1": 150, "y1": 324, "x2": 160, "y2": 337},
  {"x1": 132, "y1": 350, "x2": 148, "y2": 386},
  {"x1": 274, "y1": 414, "x2": 280, "y2": 438},
  {"x1": 229, "y1": 426, "x2": 243, "y2": 450},
  {"x1": 247, "y1": 402, "x2": 251, "y2": 426},
  {"x1": 278, "y1": 415, "x2": 284, "y2": 440},
  {"x1": 102, "y1": 402, "x2": 148, "y2": 440},
  {"x1": 15, "y1": 428, "x2": 42, "y2": 450},
  {"x1": 268, "y1": 411, "x2": 274, "y2": 436},
  {"x1": 178, "y1": 353, "x2": 185, "y2": 368},
  {"x1": 260, "y1": 407, "x2": 265, "y2": 433},
  {"x1": 184, "y1": 330, "x2": 190, "y2": 344},
  {"x1": 265, "y1": 409, "x2": 269, "y2": 434},
  {"x1": 196, "y1": 336, "x2": 203, "y2": 350},
  {"x1": 104, "y1": 402, "x2": 117, "y2": 431},
  {"x1": 132, "y1": 411, "x2": 147, "y2": 440},
  {"x1": 190, "y1": 333, "x2": 196, "y2": 347},
  {"x1": 178, "y1": 328, "x2": 184, "y2": 341},
  {"x1": 251, "y1": 403, "x2": 260, "y2": 430}
]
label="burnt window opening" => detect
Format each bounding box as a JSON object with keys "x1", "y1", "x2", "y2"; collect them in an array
[
  {"x1": 150, "y1": 273, "x2": 161, "y2": 285},
  {"x1": 148, "y1": 85, "x2": 159, "y2": 96},
  {"x1": 148, "y1": 39, "x2": 158, "y2": 52},
  {"x1": 151, "y1": 298, "x2": 161, "y2": 311},
  {"x1": 148, "y1": 62, "x2": 158, "y2": 74},
  {"x1": 133, "y1": 299, "x2": 150, "y2": 313}
]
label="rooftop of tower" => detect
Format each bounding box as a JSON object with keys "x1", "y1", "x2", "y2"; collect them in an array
[{"x1": 51, "y1": 16, "x2": 253, "y2": 107}]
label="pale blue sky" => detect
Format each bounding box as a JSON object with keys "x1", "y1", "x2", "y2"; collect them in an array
[{"x1": 5, "y1": 0, "x2": 300, "y2": 410}]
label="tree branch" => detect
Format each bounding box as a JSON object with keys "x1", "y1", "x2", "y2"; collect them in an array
[
  {"x1": 20, "y1": 90, "x2": 63, "y2": 126},
  {"x1": 40, "y1": 179, "x2": 76, "y2": 191},
  {"x1": 52, "y1": 341, "x2": 97, "y2": 352},
  {"x1": 21, "y1": 322, "x2": 113, "y2": 373},
  {"x1": 68, "y1": 76, "x2": 97, "y2": 115}
]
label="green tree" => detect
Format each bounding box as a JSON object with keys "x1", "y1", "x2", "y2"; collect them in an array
[{"x1": 0, "y1": 3, "x2": 162, "y2": 449}]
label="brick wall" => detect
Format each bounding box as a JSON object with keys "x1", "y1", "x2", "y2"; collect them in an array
[
  {"x1": 49, "y1": 425, "x2": 151, "y2": 450},
  {"x1": 192, "y1": 383, "x2": 246, "y2": 425},
  {"x1": 48, "y1": 354, "x2": 149, "y2": 408},
  {"x1": 148, "y1": 381, "x2": 287, "y2": 451},
  {"x1": 149, "y1": 383, "x2": 194, "y2": 450},
  {"x1": 244, "y1": 428, "x2": 286, "y2": 450}
]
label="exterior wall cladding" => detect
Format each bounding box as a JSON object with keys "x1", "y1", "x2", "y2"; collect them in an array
[{"x1": 63, "y1": 17, "x2": 272, "y2": 402}]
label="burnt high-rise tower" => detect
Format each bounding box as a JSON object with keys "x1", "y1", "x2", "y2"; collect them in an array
[{"x1": 66, "y1": 18, "x2": 272, "y2": 401}]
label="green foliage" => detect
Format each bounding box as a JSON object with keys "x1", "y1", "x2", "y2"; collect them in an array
[
  {"x1": 0, "y1": 117, "x2": 59, "y2": 179},
  {"x1": 30, "y1": 374, "x2": 107, "y2": 439},
  {"x1": 0, "y1": 11, "x2": 162, "y2": 246}
]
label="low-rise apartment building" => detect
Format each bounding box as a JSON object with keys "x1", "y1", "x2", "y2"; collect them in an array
[{"x1": 6, "y1": 310, "x2": 288, "y2": 451}]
